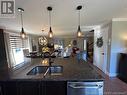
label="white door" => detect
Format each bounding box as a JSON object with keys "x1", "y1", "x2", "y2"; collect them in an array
[
  {"x1": 94, "y1": 26, "x2": 109, "y2": 73},
  {"x1": 99, "y1": 27, "x2": 109, "y2": 73}
]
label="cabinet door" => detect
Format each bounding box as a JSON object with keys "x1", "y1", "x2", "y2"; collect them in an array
[
  {"x1": 18, "y1": 81, "x2": 40, "y2": 95},
  {"x1": 0, "y1": 81, "x2": 17, "y2": 95},
  {"x1": 0, "y1": 83, "x2": 4, "y2": 95},
  {"x1": 0, "y1": 86, "x2": 2, "y2": 95},
  {"x1": 44, "y1": 81, "x2": 66, "y2": 95},
  {"x1": 0, "y1": 29, "x2": 7, "y2": 62},
  {"x1": 39, "y1": 82, "x2": 45, "y2": 95}
]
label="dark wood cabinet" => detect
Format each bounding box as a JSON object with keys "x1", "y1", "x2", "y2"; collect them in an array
[
  {"x1": 17, "y1": 81, "x2": 67, "y2": 95},
  {"x1": 0, "y1": 81, "x2": 41, "y2": 95},
  {"x1": 18, "y1": 81, "x2": 41, "y2": 95},
  {"x1": 118, "y1": 53, "x2": 127, "y2": 83},
  {"x1": 0, "y1": 81, "x2": 17, "y2": 95},
  {"x1": 0, "y1": 81, "x2": 67, "y2": 95},
  {"x1": 44, "y1": 81, "x2": 66, "y2": 95},
  {"x1": 0, "y1": 82, "x2": 4, "y2": 95},
  {"x1": 0, "y1": 85, "x2": 3, "y2": 95}
]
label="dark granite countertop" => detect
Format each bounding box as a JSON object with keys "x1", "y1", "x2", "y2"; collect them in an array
[{"x1": 0, "y1": 57, "x2": 104, "y2": 81}]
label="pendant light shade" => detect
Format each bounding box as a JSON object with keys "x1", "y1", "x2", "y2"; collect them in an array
[
  {"x1": 18, "y1": 8, "x2": 26, "y2": 39},
  {"x1": 49, "y1": 27, "x2": 53, "y2": 38},
  {"x1": 39, "y1": 30, "x2": 48, "y2": 46},
  {"x1": 77, "y1": 25, "x2": 82, "y2": 37},
  {"x1": 39, "y1": 36, "x2": 47, "y2": 46},
  {"x1": 47, "y1": 7, "x2": 53, "y2": 38},
  {"x1": 77, "y1": 6, "x2": 82, "y2": 37},
  {"x1": 20, "y1": 27, "x2": 26, "y2": 39}
]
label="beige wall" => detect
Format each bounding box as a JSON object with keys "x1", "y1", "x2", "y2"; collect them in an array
[
  {"x1": 29, "y1": 34, "x2": 39, "y2": 52},
  {"x1": 63, "y1": 37, "x2": 84, "y2": 51},
  {"x1": 63, "y1": 38, "x2": 72, "y2": 47}
]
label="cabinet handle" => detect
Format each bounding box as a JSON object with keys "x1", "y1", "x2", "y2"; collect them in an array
[{"x1": 69, "y1": 84, "x2": 102, "y2": 89}]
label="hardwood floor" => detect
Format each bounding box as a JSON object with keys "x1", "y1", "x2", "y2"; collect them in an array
[
  {"x1": 104, "y1": 77, "x2": 127, "y2": 95},
  {"x1": 90, "y1": 63, "x2": 127, "y2": 95}
]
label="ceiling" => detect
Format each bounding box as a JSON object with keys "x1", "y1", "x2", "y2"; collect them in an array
[{"x1": 0, "y1": 0, "x2": 127, "y2": 37}]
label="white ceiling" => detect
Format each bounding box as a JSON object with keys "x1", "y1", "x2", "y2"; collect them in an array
[{"x1": 0, "y1": 0, "x2": 127, "y2": 36}]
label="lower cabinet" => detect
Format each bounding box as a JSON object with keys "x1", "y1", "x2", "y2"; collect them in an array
[
  {"x1": 18, "y1": 81, "x2": 41, "y2": 95},
  {"x1": 0, "y1": 81, "x2": 67, "y2": 95},
  {"x1": 0, "y1": 81, "x2": 17, "y2": 95},
  {"x1": 44, "y1": 81, "x2": 67, "y2": 95},
  {"x1": 0, "y1": 81, "x2": 42, "y2": 95}
]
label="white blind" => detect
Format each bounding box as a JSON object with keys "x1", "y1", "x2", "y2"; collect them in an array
[{"x1": 9, "y1": 34, "x2": 28, "y2": 49}]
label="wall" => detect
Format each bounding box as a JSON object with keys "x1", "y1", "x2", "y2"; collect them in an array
[
  {"x1": 28, "y1": 34, "x2": 85, "y2": 52},
  {"x1": 3, "y1": 30, "x2": 31, "y2": 68},
  {"x1": 110, "y1": 21, "x2": 127, "y2": 76},
  {"x1": 94, "y1": 22, "x2": 112, "y2": 75},
  {"x1": 63, "y1": 38, "x2": 72, "y2": 47},
  {"x1": 63, "y1": 37, "x2": 84, "y2": 51},
  {"x1": 29, "y1": 35, "x2": 39, "y2": 52},
  {"x1": 94, "y1": 26, "x2": 102, "y2": 70},
  {"x1": 77, "y1": 38, "x2": 84, "y2": 51},
  {"x1": 94, "y1": 21, "x2": 127, "y2": 77}
]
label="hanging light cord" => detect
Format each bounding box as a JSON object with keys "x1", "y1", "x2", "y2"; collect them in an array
[
  {"x1": 20, "y1": 11, "x2": 24, "y2": 28},
  {"x1": 78, "y1": 10, "x2": 80, "y2": 26},
  {"x1": 49, "y1": 11, "x2": 51, "y2": 27}
]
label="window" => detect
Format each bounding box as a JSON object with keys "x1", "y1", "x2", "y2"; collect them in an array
[
  {"x1": 9, "y1": 34, "x2": 29, "y2": 67},
  {"x1": 84, "y1": 40, "x2": 86, "y2": 50},
  {"x1": 12, "y1": 48, "x2": 24, "y2": 66},
  {"x1": 54, "y1": 39, "x2": 64, "y2": 50},
  {"x1": 54, "y1": 44, "x2": 63, "y2": 50}
]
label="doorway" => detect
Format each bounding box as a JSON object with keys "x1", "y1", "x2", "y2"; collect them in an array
[
  {"x1": 94, "y1": 27, "x2": 109, "y2": 74},
  {"x1": 86, "y1": 31, "x2": 94, "y2": 63}
]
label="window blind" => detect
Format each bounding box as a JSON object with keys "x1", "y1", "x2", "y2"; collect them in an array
[{"x1": 9, "y1": 34, "x2": 28, "y2": 49}]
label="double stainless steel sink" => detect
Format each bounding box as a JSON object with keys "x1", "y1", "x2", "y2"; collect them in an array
[{"x1": 27, "y1": 65, "x2": 63, "y2": 76}]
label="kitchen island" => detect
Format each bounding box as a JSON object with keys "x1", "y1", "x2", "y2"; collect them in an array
[{"x1": 0, "y1": 57, "x2": 104, "y2": 95}]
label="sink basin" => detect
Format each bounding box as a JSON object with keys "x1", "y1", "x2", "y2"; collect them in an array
[
  {"x1": 27, "y1": 66, "x2": 48, "y2": 75},
  {"x1": 49, "y1": 66, "x2": 63, "y2": 75},
  {"x1": 27, "y1": 65, "x2": 63, "y2": 76}
]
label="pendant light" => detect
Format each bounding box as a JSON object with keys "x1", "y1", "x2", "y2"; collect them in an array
[
  {"x1": 77, "y1": 6, "x2": 82, "y2": 37},
  {"x1": 18, "y1": 8, "x2": 26, "y2": 39},
  {"x1": 39, "y1": 30, "x2": 48, "y2": 46},
  {"x1": 47, "y1": 7, "x2": 53, "y2": 38}
]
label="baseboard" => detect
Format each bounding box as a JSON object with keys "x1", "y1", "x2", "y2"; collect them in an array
[
  {"x1": 93, "y1": 62, "x2": 118, "y2": 77},
  {"x1": 106, "y1": 71, "x2": 109, "y2": 76},
  {"x1": 108, "y1": 73, "x2": 118, "y2": 77}
]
